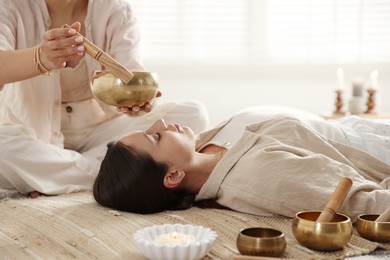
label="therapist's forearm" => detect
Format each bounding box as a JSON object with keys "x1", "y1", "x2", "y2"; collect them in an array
[{"x1": 0, "y1": 48, "x2": 41, "y2": 85}]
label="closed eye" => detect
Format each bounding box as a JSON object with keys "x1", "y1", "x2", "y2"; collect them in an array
[
  {"x1": 151, "y1": 132, "x2": 161, "y2": 142},
  {"x1": 143, "y1": 132, "x2": 160, "y2": 144}
]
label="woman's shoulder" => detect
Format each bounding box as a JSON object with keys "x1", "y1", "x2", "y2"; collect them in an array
[
  {"x1": 0, "y1": 0, "x2": 38, "y2": 13},
  {"x1": 0, "y1": 0, "x2": 47, "y2": 46}
]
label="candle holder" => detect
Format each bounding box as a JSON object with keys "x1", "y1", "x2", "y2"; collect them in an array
[
  {"x1": 333, "y1": 89, "x2": 345, "y2": 115},
  {"x1": 133, "y1": 224, "x2": 217, "y2": 260},
  {"x1": 365, "y1": 88, "x2": 377, "y2": 114}
]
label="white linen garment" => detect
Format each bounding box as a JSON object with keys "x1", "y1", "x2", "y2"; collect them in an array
[
  {"x1": 0, "y1": 0, "x2": 209, "y2": 194},
  {"x1": 195, "y1": 108, "x2": 390, "y2": 221}
]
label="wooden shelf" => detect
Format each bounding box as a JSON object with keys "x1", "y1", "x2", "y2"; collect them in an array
[{"x1": 321, "y1": 111, "x2": 390, "y2": 120}]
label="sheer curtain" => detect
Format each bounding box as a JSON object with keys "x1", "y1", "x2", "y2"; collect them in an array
[{"x1": 129, "y1": 0, "x2": 390, "y2": 65}]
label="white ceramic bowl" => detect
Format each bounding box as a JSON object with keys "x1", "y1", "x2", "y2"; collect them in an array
[{"x1": 133, "y1": 224, "x2": 217, "y2": 260}]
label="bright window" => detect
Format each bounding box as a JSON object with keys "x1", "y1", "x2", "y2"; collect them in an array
[{"x1": 129, "y1": 0, "x2": 390, "y2": 65}]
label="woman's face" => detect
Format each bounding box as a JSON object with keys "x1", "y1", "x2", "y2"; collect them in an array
[{"x1": 119, "y1": 119, "x2": 196, "y2": 167}]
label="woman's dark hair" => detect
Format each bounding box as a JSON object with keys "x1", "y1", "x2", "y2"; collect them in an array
[{"x1": 93, "y1": 141, "x2": 195, "y2": 214}]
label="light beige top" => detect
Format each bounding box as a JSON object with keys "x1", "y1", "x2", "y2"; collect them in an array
[
  {"x1": 0, "y1": 0, "x2": 144, "y2": 147},
  {"x1": 60, "y1": 58, "x2": 93, "y2": 103}
]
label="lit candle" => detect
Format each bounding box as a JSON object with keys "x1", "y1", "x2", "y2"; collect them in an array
[
  {"x1": 336, "y1": 68, "x2": 344, "y2": 90},
  {"x1": 154, "y1": 231, "x2": 197, "y2": 246},
  {"x1": 370, "y1": 70, "x2": 379, "y2": 89}
]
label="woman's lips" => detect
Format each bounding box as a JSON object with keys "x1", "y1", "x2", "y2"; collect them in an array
[{"x1": 174, "y1": 123, "x2": 181, "y2": 132}]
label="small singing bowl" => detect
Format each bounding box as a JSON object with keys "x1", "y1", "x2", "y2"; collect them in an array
[
  {"x1": 90, "y1": 70, "x2": 159, "y2": 107},
  {"x1": 292, "y1": 211, "x2": 353, "y2": 251},
  {"x1": 356, "y1": 214, "x2": 390, "y2": 242},
  {"x1": 236, "y1": 227, "x2": 286, "y2": 257}
]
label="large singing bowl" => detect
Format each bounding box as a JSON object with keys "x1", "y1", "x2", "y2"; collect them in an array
[
  {"x1": 90, "y1": 70, "x2": 159, "y2": 107},
  {"x1": 292, "y1": 211, "x2": 353, "y2": 251}
]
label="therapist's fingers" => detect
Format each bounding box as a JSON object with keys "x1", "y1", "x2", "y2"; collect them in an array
[
  {"x1": 117, "y1": 103, "x2": 154, "y2": 116},
  {"x1": 116, "y1": 91, "x2": 161, "y2": 115},
  {"x1": 39, "y1": 22, "x2": 84, "y2": 70}
]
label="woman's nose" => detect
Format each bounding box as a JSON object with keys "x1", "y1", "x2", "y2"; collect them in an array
[{"x1": 147, "y1": 119, "x2": 166, "y2": 133}]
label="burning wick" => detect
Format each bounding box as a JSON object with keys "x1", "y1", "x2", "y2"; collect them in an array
[{"x1": 154, "y1": 231, "x2": 198, "y2": 246}]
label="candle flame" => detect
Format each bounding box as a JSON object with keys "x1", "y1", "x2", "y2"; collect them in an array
[
  {"x1": 370, "y1": 70, "x2": 379, "y2": 89},
  {"x1": 336, "y1": 68, "x2": 344, "y2": 90}
]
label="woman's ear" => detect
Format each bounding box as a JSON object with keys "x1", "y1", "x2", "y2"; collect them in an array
[{"x1": 163, "y1": 169, "x2": 185, "y2": 189}]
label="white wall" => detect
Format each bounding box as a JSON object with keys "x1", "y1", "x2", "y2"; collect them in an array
[{"x1": 147, "y1": 64, "x2": 390, "y2": 126}]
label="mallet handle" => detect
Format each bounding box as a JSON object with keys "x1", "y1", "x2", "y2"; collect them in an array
[
  {"x1": 63, "y1": 24, "x2": 133, "y2": 84},
  {"x1": 317, "y1": 177, "x2": 353, "y2": 222}
]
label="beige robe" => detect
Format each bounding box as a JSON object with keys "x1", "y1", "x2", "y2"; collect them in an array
[{"x1": 196, "y1": 115, "x2": 390, "y2": 221}]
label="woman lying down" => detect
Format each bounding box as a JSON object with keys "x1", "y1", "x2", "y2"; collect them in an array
[{"x1": 93, "y1": 107, "x2": 390, "y2": 221}]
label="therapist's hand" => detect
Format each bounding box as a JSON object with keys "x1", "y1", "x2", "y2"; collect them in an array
[
  {"x1": 39, "y1": 21, "x2": 85, "y2": 71},
  {"x1": 117, "y1": 90, "x2": 162, "y2": 116}
]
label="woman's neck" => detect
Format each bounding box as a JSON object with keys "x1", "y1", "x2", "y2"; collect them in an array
[
  {"x1": 46, "y1": 0, "x2": 88, "y2": 30},
  {"x1": 183, "y1": 144, "x2": 228, "y2": 193}
]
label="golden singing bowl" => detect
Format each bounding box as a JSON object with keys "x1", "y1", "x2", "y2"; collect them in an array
[
  {"x1": 90, "y1": 70, "x2": 159, "y2": 107},
  {"x1": 356, "y1": 214, "x2": 390, "y2": 242},
  {"x1": 236, "y1": 227, "x2": 286, "y2": 257},
  {"x1": 292, "y1": 211, "x2": 353, "y2": 251}
]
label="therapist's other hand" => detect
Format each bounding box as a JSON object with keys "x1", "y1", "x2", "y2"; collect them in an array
[{"x1": 117, "y1": 90, "x2": 162, "y2": 116}]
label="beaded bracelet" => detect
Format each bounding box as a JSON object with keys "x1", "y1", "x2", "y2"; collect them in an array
[{"x1": 34, "y1": 45, "x2": 52, "y2": 76}]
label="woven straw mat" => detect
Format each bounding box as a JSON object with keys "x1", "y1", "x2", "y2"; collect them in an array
[{"x1": 1, "y1": 192, "x2": 389, "y2": 259}]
